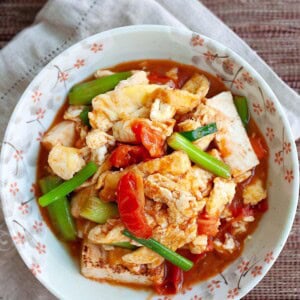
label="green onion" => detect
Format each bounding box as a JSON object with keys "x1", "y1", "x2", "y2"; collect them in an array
[
  {"x1": 108, "y1": 242, "x2": 138, "y2": 250},
  {"x1": 80, "y1": 196, "x2": 118, "y2": 223},
  {"x1": 234, "y1": 95, "x2": 249, "y2": 128},
  {"x1": 39, "y1": 162, "x2": 98, "y2": 207},
  {"x1": 79, "y1": 106, "x2": 91, "y2": 127},
  {"x1": 123, "y1": 230, "x2": 194, "y2": 271},
  {"x1": 180, "y1": 123, "x2": 217, "y2": 141},
  {"x1": 167, "y1": 133, "x2": 231, "y2": 178},
  {"x1": 68, "y1": 71, "x2": 132, "y2": 105},
  {"x1": 39, "y1": 176, "x2": 77, "y2": 241}
]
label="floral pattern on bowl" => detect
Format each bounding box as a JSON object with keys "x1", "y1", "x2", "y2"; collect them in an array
[{"x1": 0, "y1": 25, "x2": 298, "y2": 300}]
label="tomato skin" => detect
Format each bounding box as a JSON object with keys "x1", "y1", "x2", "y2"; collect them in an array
[
  {"x1": 132, "y1": 122, "x2": 165, "y2": 158},
  {"x1": 155, "y1": 262, "x2": 183, "y2": 295},
  {"x1": 110, "y1": 145, "x2": 150, "y2": 168},
  {"x1": 117, "y1": 171, "x2": 152, "y2": 239},
  {"x1": 250, "y1": 136, "x2": 268, "y2": 160},
  {"x1": 148, "y1": 72, "x2": 176, "y2": 87},
  {"x1": 197, "y1": 211, "x2": 220, "y2": 237},
  {"x1": 254, "y1": 199, "x2": 268, "y2": 213}
]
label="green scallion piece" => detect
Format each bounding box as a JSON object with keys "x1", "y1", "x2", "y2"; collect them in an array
[
  {"x1": 39, "y1": 162, "x2": 98, "y2": 207},
  {"x1": 108, "y1": 242, "x2": 138, "y2": 250},
  {"x1": 123, "y1": 230, "x2": 194, "y2": 271},
  {"x1": 167, "y1": 133, "x2": 231, "y2": 178},
  {"x1": 79, "y1": 106, "x2": 91, "y2": 127},
  {"x1": 180, "y1": 123, "x2": 217, "y2": 141},
  {"x1": 68, "y1": 71, "x2": 132, "y2": 105},
  {"x1": 80, "y1": 196, "x2": 118, "y2": 224},
  {"x1": 234, "y1": 95, "x2": 249, "y2": 128},
  {"x1": 39, "y1": 176, "x2": 77, "y2": 241}
]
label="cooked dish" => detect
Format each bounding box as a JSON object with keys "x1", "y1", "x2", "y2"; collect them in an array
[{"x1": 37, "y1": 60, "x2": 269, "y2": 294}]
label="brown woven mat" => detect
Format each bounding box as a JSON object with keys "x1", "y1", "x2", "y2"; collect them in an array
[{"x1": 0, "y1": 0, "x2": 299, "y2": 299}]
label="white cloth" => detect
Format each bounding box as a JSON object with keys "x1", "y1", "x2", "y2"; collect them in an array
[{"x1": 0, "y1": 0, "x2": 299, "y2": 140}]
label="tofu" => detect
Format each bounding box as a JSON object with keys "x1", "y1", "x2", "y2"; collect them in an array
[
  {"x1": 81, "y1": 241, "x2": 164, "y2": 285},
  {"x1": 42, "y1": 121, "x2": 76, "y2": 150},
  {"x1": 206, "y1": 177, "x2": 236, "y2": 216},
  {"x1": 48, "y1": 144, "x2": 86, "y2": 180},
  {"x1": 206, "y1": 92, "x2": 259, "y2": 177},
  {"x1": 243, "y1": 179, "x2": 267, "y2": 205}
]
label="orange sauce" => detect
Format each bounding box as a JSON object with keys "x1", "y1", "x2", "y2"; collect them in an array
[{"x1": 36, "y1": 59, "x2": 269, "y2": 293}]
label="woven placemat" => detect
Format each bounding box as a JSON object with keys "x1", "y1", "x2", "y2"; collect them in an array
[{"x1": 0, "y1": 0, "x2": 299, "y2": 299}]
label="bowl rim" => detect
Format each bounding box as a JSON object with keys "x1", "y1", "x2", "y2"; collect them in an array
[{"x1": 1, "y1": 24, "x2": 299, "y2": 300}]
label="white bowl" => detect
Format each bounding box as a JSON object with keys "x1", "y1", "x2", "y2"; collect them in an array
[{"x1": 0, "y1": 25, "x2": 298, "y2": 300}]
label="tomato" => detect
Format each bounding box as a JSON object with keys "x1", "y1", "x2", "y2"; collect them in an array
[
  {"x1": 155, "y1": 262, "x2": 183, "y2": 295},
  {"x1": 197, "y1": 212, "x2": 220, "y2": 237},
  {"x1": 132, "y1": 121, "x2": 165, "y2": 158},
  {"x1": 117, "y1": 171, "x2": 152, "y2": 238},
  {"x1": 110, "y1": 145, "x2": 150, "y2": 168},
  {"x1": 254, "y1": 199, "x2": 268, "y2": 213},
  {"x1": 148, "y1": 72, "x2": 176, "y2": 87},
  {"x1": 250, "y1": 136, "x2": 268, "y2": 160}
]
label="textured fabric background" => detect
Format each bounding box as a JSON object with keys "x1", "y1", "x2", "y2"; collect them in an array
[{"x1": 0, "y1": 0, "x2": 299, "y2": 299}]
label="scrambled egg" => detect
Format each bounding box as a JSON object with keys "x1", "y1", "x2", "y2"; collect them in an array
[
  {"x1": 48, "y1": 144, "x2": 86, "y2": 180},
  {"x1": 243, "y1": 178, "x2": 267, "y2": 205},
  {"x1": 206, "y1": 177, "x2": 236, "y2": 216}
]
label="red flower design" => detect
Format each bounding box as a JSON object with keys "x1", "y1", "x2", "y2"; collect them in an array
[
  {"x1": 74, "y1": 59, "x2": 85, "y2": 69},
  {"x1": 31, "y1": 90, "x2": 42, "y2": 103},
  {"x1": 90, "y1": 43, "x2": 103, "y2": 53},
  {"x1": 191, "y1": 34, "x2": 204, "y2": 47},
  {"x1": 36, "y1": 108, "x2": 46, "y2": 120},
  {"x1": 18, "y1": 203, "x2": 29, "y2": 215},
  {"x1": 264, "y1": 251, "x2": 274, "y2": 263},
  {"x1": 30, "y1": 183, "x2": 38, "y2": 196},
  {"x1": 9, "y1": 182, "x2": 19, "y2": 196},
  {"x1": 233, "y1": 79, "x2": 244, "y2": 90},
  {"x1": 13, "y1": 232, "x2": 25, "y2": 245},
  {"x1": 283, "y1": 142, "x2": 291, "y2": 154},
  {"x1": 13, "y1": 149, "x2": 23, "y2": 161},
  {"x1": 181, "y1": 286, "x2": 192, "y2": 294},
  {"x1": 33, "y1": 221, "x2": 43, "y2": 234},
  {"x1": 58, "y1": 71, "x2": 69, "y2": 82},
  {"x1": 36, "y1": 131, "x2": 44, "y2": 142},
  {"x1": 238, "y1": 260, "x2": 249, "y2": 273},
  {"x1": 242, "y1": 72, "x2": 253, "y2": 84},
  {"x1": 30, "y1": 263, "x2": 41, "y2": 276},
  {"x1": 191, "y1": 295, "x2": 202, "y2": 300},
  {"x1": 223, "y1": 59, "x2": 234, "y2": 73},
  {"x1": 266, "y1": 99, "x2": 276, "y2": 114},
  {"x1": 284, "y1": 169, "x2": 294, "y2": 183},
  {"x1": 36, "y1": 242, "x2": 46, "y2": 254},
  {"x1": 251, "y1": 265, "x2": 262, "y2": 277},
  {"x1": 252, "y1": 103, "x2": 263, "y2": 115},
  {"x1": 266, "y1": 127, "x2": 275, "y2": 141},
  {"x1": 274, "y1": 151, "x2": 283, "y2": 165},
  {"x1": 207, "y1": 279, "x2": 221, "y2": 292},
  {"x1": 227, "y1": 288, "x2": 239, "y2": 299},
  {"x1": 203, "y1": 50, "x2": 216, "y2": 63}
]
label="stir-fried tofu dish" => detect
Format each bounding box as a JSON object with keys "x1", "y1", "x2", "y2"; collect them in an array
[{"x1": 37, "y1": 60, "x2": 269, "y2": 294}]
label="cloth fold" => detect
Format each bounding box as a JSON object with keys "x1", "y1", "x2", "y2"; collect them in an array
[{"x1": 0, "y1": 0, "x2": 299, "y2": 140}]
